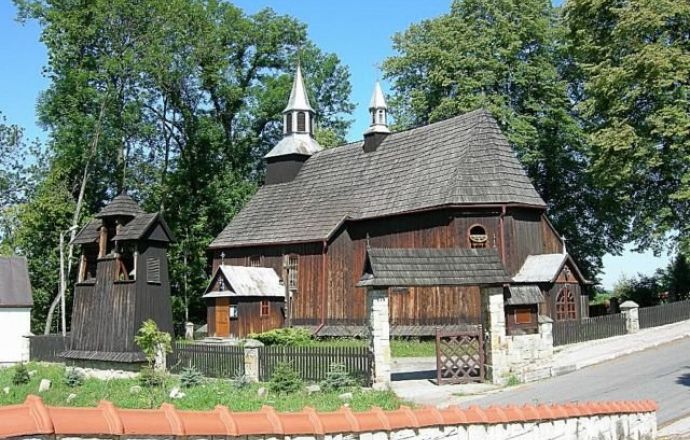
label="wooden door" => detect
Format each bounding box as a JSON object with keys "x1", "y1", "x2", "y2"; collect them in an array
[{"x1": 215, "y1": 297, "x2": 230, "y2": 337}]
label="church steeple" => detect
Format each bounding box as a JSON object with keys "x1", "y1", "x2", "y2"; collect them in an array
[
  {"x1": 264, "y1": 63, "x2": 323, "y2": 184},
  {"x1": 282, "y1": 63, "x2": 316, "y2": 136},
  {"x1": 365, "y1": 81, "x2": 390, "y2": 135},
  {"x1": 363, "y1": 81, "x2": 390, "y2": 152}
]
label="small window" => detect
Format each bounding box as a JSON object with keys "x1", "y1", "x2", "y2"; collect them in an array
[
  {"x1": 229, "y1": 305, "x2": 238, "y2": 319},
  {"x1": 285, "y1": 113, "x2": 292, "y2": 133},
  {"x1": 514, "y1": 307, "x2": 533, "y2": 324},
  {"x1": 297, "y1": 112, "x2": 306, "y2": 132},
  {"x1": 248, "y1": 256, "x2": 262, "y2": 267},
  {"x1": 147, "y1": 257, "x2": 161, "y2": 284},
  {"x1": 287, "y1": 255, "x2": 298, "y2": 291},
  {"x1": 377, "y1": 109, "x2": 385, "y2": 124},
  {"x1": 469, "y1": 225, "x2": 488, "y2": 248},
  {"x1": 260, "y1": 300, "x2": 270, "y2": 317}
]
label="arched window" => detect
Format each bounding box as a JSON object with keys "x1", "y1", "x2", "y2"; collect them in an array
[
  {"x1": 371, "y1": 112, "x2": 376, "y2": 125},
  {"x1": 468, "y1": 225, "x2": 488, "y2": 248},
  {"x1": 297, "y1": 112, "x2": 306, "y2": 132},
  {"x1": 555, "y1": 287, "x2": 577, "y2": 321},
  {"x1": 285, "y1": 113, "x2": 292, "y2": 133}
]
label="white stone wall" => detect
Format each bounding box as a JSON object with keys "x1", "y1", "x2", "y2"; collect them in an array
[
  {"x1": 10, "y1": 411, "x2": 657, "y2": 440},
  {"x1": 0, "y1": 308, "x2": 31, "y2": 364},
  {"x1": 504, "y1": 319, "x2": 554, "y2": 382}
]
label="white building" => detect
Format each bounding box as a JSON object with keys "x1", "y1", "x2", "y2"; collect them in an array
[{"x1": 0, "y1": 257, "x2": 33, "y2": 364}]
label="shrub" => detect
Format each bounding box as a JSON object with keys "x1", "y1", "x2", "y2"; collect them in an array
[
  {"x1": 320, "y1": 363, "x2": 357, "y2": 391},
  {"x1": 12, "y1": 363, "x2": 30, "y2": 385},
  {"x1": 138, "y1": 366, "x2": 164, "y2": 388},
  {"x1": 232, "y1": 369, "x2": 251, "y2": 390},
  {"x1": 63, "y1": 368, "x2": 84, "y2": 388},
  {"x1": 179, "y1": 367, "x2": 204, "y2": 388},
  {"x1": 134, "y1": 320, "x2": 172, "y2": 369},
  {"x1": 268, "y1": 362, "x2": 303, "y2": 394},
  {"x1": 248, "y1": 328, "x2": 312, "y2": 346}
]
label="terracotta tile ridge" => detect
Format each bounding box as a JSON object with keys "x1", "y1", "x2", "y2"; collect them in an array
[
  {"x1": 97, "y1": 400, "x2": 124, "y2": 434},
  {"x1": 0, "y1": 396, "x2": 661, "y2": 439},
  {"x1": 303, "y1": 406, "x2": 326, "y2": 435},
  {"x1": 372, "y1": 407, "x2": 392, "y2": 431},
  {"x1": 413, "y1": 405, "x2": 444, "y2": 427},
  {"x1": 339, "y1": 405, "x2": 361, "y2": 432},
  {"x1": 214, "y1": 405, "x2": 239, "y2": 436},
  {"x1": 24, "y1": 395, "x2": 53, "y2": 435},
  {"x1": 160, "y1": 403, "x2": 185, "y2": 436},
  {"x1": 261, "y1": 405, "x2": 284, "y2": 434}
]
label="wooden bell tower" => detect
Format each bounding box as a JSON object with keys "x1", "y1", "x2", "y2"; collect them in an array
[{"x1": 63, "y1": 193, "x2": 174, "y2": 365}]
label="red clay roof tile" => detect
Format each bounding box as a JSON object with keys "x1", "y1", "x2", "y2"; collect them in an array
[{"x1": 0, "y1": 396, "x2": 658, "y2": 439}]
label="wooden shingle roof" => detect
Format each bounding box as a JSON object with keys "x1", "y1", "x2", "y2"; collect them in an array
[
  {"x1": 358, "y1": 247, "x2": 510, "y2": 287},
  {"x1": 211, "y1": 109, "x2": 545, "y2": 248},
  {"x1": 94, "y1": 193, "x2": 144, "y2": 218}
]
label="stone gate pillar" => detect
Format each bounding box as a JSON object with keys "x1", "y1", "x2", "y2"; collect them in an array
[
  {"x1": 620, "y1": 301, "x2": 640, "y2": 334},
  {"x1": 367, "y1": 288, "x2": 391, "y2": 389},
  {"x1": 482, "y1": 286, "x2": 509, "y2": 384}
]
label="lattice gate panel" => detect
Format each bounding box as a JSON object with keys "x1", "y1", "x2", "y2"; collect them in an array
[{"x1": 435, "y1": 328, "x2": 484, "y2": 385}]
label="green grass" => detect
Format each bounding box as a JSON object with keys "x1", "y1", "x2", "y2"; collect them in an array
[
  {"x1": 0, "y1": 363, "x2": 402, "y2": 412},
  {"x1": 310, "y1": 338, "x2": 436, "y2": 357}
]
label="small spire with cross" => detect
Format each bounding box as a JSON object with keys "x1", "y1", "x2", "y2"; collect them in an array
[{"x1": 220, "y1": 251, "x2": 226, "y2": 266}]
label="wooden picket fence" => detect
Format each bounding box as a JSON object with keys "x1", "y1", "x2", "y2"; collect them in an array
[
  {"x1": 168, "y1": 341, "x2": 245, "y2": 378},
  {"x1": 258, "y1": 346, "x2": 372, "y2": 385},
  {"x1": 639, "y1": 299, "x2": 690, "y2": 329},
  {"x1": 28, "y1": 334, "x2": 69, "y2": 362},
  {"x1": 552, "y1": 313, "x2": 627, "y2": 346}
]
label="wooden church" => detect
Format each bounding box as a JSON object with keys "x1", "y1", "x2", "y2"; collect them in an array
[
  {"x1": 63, "y1": 193, "x2": 174, "y2": 363},
  {"x1": 208, "y1": 66, "x2": 590, "y2": 336}
]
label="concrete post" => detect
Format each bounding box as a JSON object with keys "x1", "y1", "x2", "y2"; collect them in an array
[
  {"x1": 244, "y1": 347, "x2": 260, "y2": 382},
  {"x1": 367, "y1": 288, "x2": 391, "y2": 390},
  {"x1": 154, "y1": 343, "x2": 166, "y2": 372},
  {"x1": 482, "y1": 286, "x2": 508, "y2": 385},
  {"x1": 620, "y1": 301, "x2": 640, "y2": 334},
  {"x1": 184, "y1": 322, "x2": 194, "y2": 340}
]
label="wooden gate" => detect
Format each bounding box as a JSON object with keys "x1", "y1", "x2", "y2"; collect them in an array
[{"x1": 435, "y1": 327, "x2": 485, "y2": 384}]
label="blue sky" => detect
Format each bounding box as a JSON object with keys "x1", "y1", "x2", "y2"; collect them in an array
[{"x1": 0, "y1": 1, "x2": 671, "y2": 289}]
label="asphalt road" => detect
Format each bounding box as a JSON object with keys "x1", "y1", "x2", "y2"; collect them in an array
[{"x1": 464, "y1": 337, "x2": 690, "y2": 425}]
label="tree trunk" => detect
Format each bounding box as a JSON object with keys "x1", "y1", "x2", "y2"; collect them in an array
[{"x1": 44, "y1": 102, "x2": 106, "y2": 334}]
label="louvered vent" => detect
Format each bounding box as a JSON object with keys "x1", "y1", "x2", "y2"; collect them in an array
[{"x1": 147, "y1": 257, "x2": 161, "y2": 284}]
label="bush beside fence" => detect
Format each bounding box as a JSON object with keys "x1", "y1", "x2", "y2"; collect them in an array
[
  {"x1": 168, "y1": 341, "x2": 244, "y2": 378},
  {"x1": 258, "y1": 346, "x2": 372, "y2": 385},
  {"x1": 28, "y1": 334, "x2": 68, "y2": 362},
  {"x1": 639, "y1": 300, "x2": 690, "y2": 329},
  {"x1": 553, "y1": 313, "x2": 626, "y2": 346}
]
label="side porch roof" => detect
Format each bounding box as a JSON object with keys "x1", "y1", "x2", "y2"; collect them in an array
[
  {"x1": 512, "y1": 253, "x2": 590, "y2": 284},
  {"x1": 203, "y1": 265, "x2": 284, "y2": 298}
]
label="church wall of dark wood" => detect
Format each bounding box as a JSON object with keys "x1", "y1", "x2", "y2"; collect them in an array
[{"x1": 215, "y1": 206, "x2": 570, "y2": 328}]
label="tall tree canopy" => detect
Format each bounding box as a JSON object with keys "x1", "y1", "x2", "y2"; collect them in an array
[
  {"x1": 383, "y1": 0, "x2": 622, "y2": 277},
  {"x1": 564, "y1": 0, "x2": 690, "y2": 256},
  {"x1": 11, "y1": 0, "x2": 354, "y2": 331}
]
